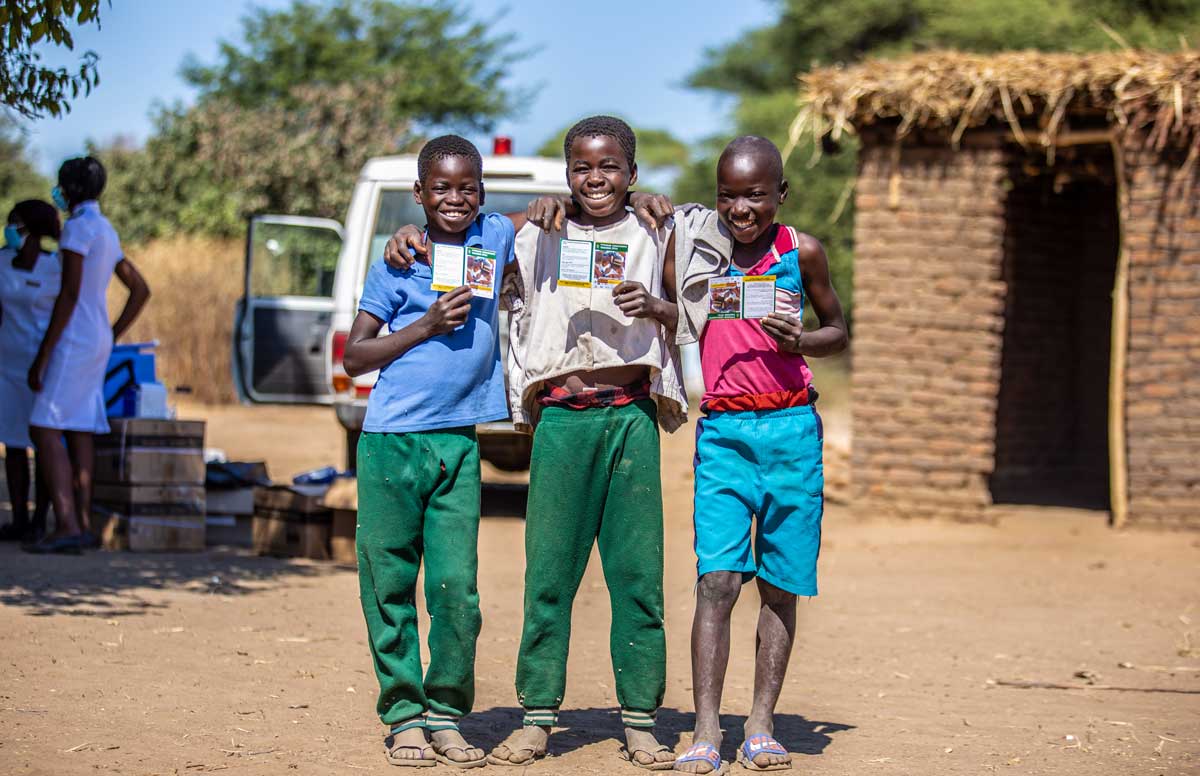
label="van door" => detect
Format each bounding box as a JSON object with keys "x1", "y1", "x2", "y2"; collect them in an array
[{"x1": 233, "y1": 215, "x2": 343, "y2": 404}]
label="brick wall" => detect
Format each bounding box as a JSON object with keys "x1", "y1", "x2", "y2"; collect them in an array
[
  {"x1": 1120, "y1": 142, "x2": 1200, "y2": 529},
  {"x1": 851, "y1": 143, "x2": 1009, "y2": 521}
]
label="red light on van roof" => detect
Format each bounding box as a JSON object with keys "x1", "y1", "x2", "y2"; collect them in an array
[{"x1": 493, "y1": 136, "x2": 513, "y2": 155}]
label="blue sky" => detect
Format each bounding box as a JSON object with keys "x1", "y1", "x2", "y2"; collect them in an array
[{"x1": 25, "y1": 0, "x2": 777, "y2": 177}]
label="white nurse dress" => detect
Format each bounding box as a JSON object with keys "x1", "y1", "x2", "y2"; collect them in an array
[
  {"x1": 29, "y1": 200, "x2": 123, "y2": 433},
  {"x1": 0, "y1": 247, "x2": 62, "y2": 448}
]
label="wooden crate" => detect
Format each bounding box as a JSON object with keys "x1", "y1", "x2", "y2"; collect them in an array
[
  {"x1": 252, "y1": 508, "x2": 331, "y2": 560},
  {"x1": 330, "y1": 508, "x2": 357, "y2": 566},
  {"x1": 95, "y1": 419, "x2": 205, "y2": 485}
]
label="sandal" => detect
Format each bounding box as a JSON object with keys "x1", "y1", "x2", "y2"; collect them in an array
[
  {"x1": 427, "y1": 718, "x2": 487, "y2": 770},
  {"x1": 674, "y1": 742, "x2": 727, "y2": 774},
  {"x1": 434, "y1": 743, "x2": 488, "y2": 769},
  {"x1": 620, "y1": 744, "x2": 676, "y2": 770},
  {"x1": 737, "y1": 735, "x2": 791, "y2": 771},
  {"x1": 487, "y1": 741, "x2": 548, "y2": 767},
  {"x1": 385, "y1": 719, "x2": 436, "y2": 768}
]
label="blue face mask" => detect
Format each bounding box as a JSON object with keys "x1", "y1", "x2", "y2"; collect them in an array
[
  {"x1": 4, "y1": 224, "x2": 24, "y2": 250},
  {"x1": 51, "y1": 186, "x2": 69, "y2": 211}
]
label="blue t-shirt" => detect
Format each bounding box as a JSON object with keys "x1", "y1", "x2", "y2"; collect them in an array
[{"x1": 359, "y1": 212, "x2": 516, "y2": 433}]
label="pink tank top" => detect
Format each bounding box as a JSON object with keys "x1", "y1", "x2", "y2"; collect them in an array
[{"x1": 699, "y1": 225, "x2": 814, "y2": 411}]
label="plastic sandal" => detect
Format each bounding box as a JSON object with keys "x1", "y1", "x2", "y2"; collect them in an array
[
  {"x1": 674, "y1": 742, "x2": 727, "y2": 774},
  {"x1": 737, "y1": 735, "x2": 791, "y2": 771}
]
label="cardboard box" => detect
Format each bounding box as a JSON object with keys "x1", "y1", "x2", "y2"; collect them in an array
[
  {"x1": 95, "y1": 419, "x2": 205, "y2": 484},
  {"x1": 205, "y1": 487, "x2": 256, "y2": 516},
  {"x1": 330, "y1": 508, "x2": 357, "y2": 566},
  {"x1": 252, "y1": 508, "x2": 331, "y2": 560},
  {"x1": 92, "y1": 483, "x2": 206, "y2": 552},
  {"x1": 206, "y1": 514, "x2": 254, "y2": 548},
  {"x1": 94, "y1": 483, "x2": 205, "y2": 515},
  {"x1": 254, "y1": 484, "x2": 329, "y2": 514},
  {"x1": 93, "y1": 509, "x2": 204, "y2": 552}
]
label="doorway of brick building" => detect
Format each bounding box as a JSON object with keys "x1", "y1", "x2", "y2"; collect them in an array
[{"x1": 990, "y1": 144, "x2": 1118, "y2": 510}]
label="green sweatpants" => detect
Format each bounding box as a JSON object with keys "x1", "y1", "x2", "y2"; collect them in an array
[
  {"x1": 356, "y1": 428, "x2": 482, "y2": 726},
  {"x1": 515, "y1": 400, "x2": 666, "y2": 729}
]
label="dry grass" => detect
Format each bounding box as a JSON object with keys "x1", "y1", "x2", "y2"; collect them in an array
[
  {"x1": 108, "y1": 235, "x2": 243, "y2": 404},
  {"x1": 788, "y1": 50, "x2": 1200, "y2": 161}
]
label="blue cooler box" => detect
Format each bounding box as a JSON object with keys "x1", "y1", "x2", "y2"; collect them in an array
[{"x1": 105, "y1": 342, "x2": 158, "y2": 417}]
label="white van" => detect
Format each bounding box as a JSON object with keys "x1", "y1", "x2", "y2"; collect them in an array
[{"x1": 232, "y1": 148, "x2": 569, "y2": 470}]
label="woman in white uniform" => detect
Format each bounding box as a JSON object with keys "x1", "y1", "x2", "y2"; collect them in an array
[
  {"x1": 27, "y1": 157, "x2": 150, "y2": 554},
  {"x1": 0, "y1": 200, "x2": 59, "y2": 543}
]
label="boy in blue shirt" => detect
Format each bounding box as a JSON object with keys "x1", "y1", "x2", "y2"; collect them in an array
[{"x1": 345, "y1": 135, "x2": 518, "y2": 769}]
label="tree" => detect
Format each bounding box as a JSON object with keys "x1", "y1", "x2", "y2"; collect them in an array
[
  {"x1": 181, "y1": 0, "x2": 523, "y2": 131},
  {"x1": 0, "y1": 117, "x2": 51, "y2": 218},
  {"x1": 95, "y1": 0, "x2": 527, "y2": 243},
  {"x1": 1, "y1": 0, "x2": 106, "y2": 118},
  {"x1": 682, "y1": 0, "x2": 1200, "y2": 325},
  {"x1": 95, "y1": 77, "x2": 413, "y2": 243}
]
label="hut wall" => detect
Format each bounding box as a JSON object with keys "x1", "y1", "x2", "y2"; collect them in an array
[
  {"x1": 850, "y1": 144, "x2": 1009, "y2": 521},
  {"x1": 1120, "y1": 144, "x2": 1200, "y2": 529}
]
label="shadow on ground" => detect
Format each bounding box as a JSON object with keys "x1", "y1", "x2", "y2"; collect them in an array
[
  {"x1": 461, "y1": 706, "x2": 855, "y2": 762},
  {"x1": 0, "y1": 542, "x2": 340, "y2": 617}
]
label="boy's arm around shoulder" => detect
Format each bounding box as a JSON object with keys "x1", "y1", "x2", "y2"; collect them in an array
[{"x1": 761, "y1": 232, "x2": 848, "y2": 357}]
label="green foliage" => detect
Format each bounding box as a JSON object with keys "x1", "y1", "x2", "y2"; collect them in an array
[
  {"x1": 181, "y1": 0, "x2": 522, "y2": 131},
  {"x1": 536, "y1": 121, "x2": 691, "y2": 169},
  {"x1": 683, "y1": 0, "x2": 1200, "y2": 326},
  {"x1": 94, "y1": 0, "x2": 525, "y2": 244},
  {"x1": 0, "y1": 0, "x2": 106, "y2": 118},
  {"x1": 95, "y1": 78, "x2": 412, "y2": 243},
  {"x1": 0, "y1": 117, "x2": 51, "y2": 219}
]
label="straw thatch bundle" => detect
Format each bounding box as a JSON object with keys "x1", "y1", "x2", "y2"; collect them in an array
[{"x1": 787, "y1": 50, "x2": 1200, "y2": 161}]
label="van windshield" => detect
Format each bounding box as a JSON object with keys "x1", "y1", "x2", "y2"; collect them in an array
[{"x1": 368, "y1": 188, "x2": 559, "y2": 274}]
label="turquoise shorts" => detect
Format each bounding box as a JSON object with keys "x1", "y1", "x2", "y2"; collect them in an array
[{"x1": 692, "y1": 404, "x2": 824, "y2": 596}]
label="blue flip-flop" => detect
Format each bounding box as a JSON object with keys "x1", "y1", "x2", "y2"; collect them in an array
[
  {"x1": 737, "y1": 735, "x2": 791, "y2": 771},
  {"x1": 674, "y1": 742, "x2": 727, "y2": 774}
]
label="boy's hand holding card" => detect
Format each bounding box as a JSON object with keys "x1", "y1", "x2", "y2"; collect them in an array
[
  {"x1": 707, "y1": 275, "x2": 778, "y2": 320},
  {"x1": 432, "y1": 242, "x2": 496, "y2": 299},
  {"x1": 760, "y1": 311, "x2": 805, "y2": 353}
]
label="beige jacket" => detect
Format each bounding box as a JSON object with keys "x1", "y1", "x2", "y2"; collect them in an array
[{"x1": 506, "y1": 215, "x2": 688, "y2": 432}]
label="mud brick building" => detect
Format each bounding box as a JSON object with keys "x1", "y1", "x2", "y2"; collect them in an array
[{"x1": 793, "y1": 52, "x2": 1200, "y2": 528}]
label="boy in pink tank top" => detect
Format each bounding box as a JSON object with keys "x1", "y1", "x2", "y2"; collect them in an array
[{"x1": 674, "y1": 136, "x2": 848, "y2": 775}]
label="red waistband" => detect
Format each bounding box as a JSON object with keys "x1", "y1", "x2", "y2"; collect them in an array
[
  {"x1": 701, "y1": 387, "x2": 813, "y2": 413},
  {"x1": 537, "y1": 378, "x2": 653, "y2": 410}
]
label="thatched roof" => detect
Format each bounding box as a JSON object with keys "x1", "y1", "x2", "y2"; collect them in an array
[{"x1": 787, "y1": 50, "x2": 1200, "y2": 160}]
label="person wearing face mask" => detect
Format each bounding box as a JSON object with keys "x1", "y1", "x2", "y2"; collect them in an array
[
  {"x1": 24, "y1": 156, "x2": 150, "y2": 554},
  {"x1": 0, "y1": 200, "x2": 59, "y2": 543}
]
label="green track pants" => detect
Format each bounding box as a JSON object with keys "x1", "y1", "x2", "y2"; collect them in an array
[
  {"x1": 515, "y1": 400, "x2": 666, "y2": 729},
  {"x1": 356, "y1": 428, "x2": 482, "y2": 726}
]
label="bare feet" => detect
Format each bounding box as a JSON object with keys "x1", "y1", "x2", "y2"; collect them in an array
[
  {"x1": 674, "y1": 731, "x2": 723, "y2": 774},
  {"x1": 385, "y1": 725, "x2": 434, "y2": 765},
  {"x1": 430, "y1": 728, "x2": 485, "y2": 767},
  {"x1": 623, "y1": 726, "x2": 675, "y2": 768},
  {"x1": 742, "y1": 719, "x2": 790, "y2": 769},
  {"x1": 488, "y1": 724, "x2": 549, "y2": 765}
]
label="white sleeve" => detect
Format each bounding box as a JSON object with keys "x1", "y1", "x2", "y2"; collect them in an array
[{"x1": 57, "y1": 216, "x2": 95, "y2": 257}]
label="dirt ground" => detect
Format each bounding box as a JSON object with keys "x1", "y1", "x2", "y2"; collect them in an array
[{"x1": 1, "y1": 402, "x2": 1198, "y2": 776}]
